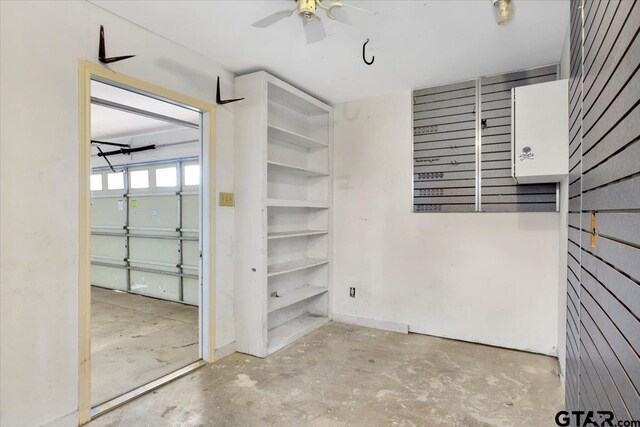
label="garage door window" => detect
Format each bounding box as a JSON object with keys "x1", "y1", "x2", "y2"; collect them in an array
[
  {"x1": 184, "y1": 165, "x2": 200, "y2": 186},
  {"x1": 156, "y1": 167, "x2": 177, "y2": 187},
  {"x1": 107, "y1": 172, "x2": 124, "y2": 190},
  {"x1": 90, "y1": 174, "x2": 103, "y2": 191},
  {"x1": 130, "y1": 170, "x2": 149, "y2": 189}
]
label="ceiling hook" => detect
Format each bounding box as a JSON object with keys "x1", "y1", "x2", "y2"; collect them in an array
[{"x1": 363, "y1": 38, "x2": 375, "y2": 65}]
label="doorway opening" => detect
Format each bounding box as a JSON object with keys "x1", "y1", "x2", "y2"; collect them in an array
[{"x1": 78, "y1": 62, "x2": 216, "y2": 422}]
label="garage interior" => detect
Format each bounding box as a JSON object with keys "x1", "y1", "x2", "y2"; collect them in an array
[
  {"x1": 1, "y1": 1, "x2": 638, "y2": 426},
  {"x1": 89, "y1": 80, "x2": 203, "y2": 406}
]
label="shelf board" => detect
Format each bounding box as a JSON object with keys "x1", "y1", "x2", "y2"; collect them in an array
[
  {"x1": 267, "y1": 124, "x2": 328, "y2": 150},
  {"x1": 268, "y1": 230, "x2": 328, "y2": 240},
  {"x1": 268, "y1": 82, "x2": 330, "y2": 116},
  {"x1": 268, "y1": 285, "x2": 328, "y2": 313},
  {"x1": 267, "y1": 257, "x2": 329, "y2": 277},
  {"x1": 267, "y1": 161, "x2": 328, "y2": 177},
  {"x1": 268, "y1": 314, "x2": 329, "y2": 354},
  {"x1": 267, "y1": 199, "x2": 329, "y2": 209}
]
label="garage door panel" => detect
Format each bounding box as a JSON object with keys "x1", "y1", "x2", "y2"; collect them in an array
[
  {"x1": 91, "y1": 235, "x2": 127, "y2": 259},
  {"x1": 92, "y1": 265, "x2": 127, "y2": 291},
  {"x1": 91, "y1": 198, "x2": 126, "y2": 226},
  {"x1": 183, "y1": 278, "x2": 200, "y2": 305},
  {"x1": 130, "y1": 270, "x2": 180, "y2": 301},
  {"x1": 182, "y1": 194, "x2": 199, "y2": 230},
  {"x1": 129, "y1": 237, "x2": 179, "y2": 265},
  {"x1": 129, "y1": 196, "x2": 179, "y2": 229},
  {"x1": 182, "y1": 240, "x2": 200, "y2": 267}
]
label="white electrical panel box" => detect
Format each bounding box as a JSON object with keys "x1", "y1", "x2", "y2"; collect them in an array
[{"x1": 511, "y1": 79, "x2": 569, "y2": 184}]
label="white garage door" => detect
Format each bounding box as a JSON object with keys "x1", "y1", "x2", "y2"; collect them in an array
[{"x1": 90, "y1": 158, "x2": 200, "y2": 305}]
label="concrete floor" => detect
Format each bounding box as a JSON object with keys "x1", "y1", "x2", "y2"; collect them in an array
[
  {"x1": 91, "y1": 322, "x2": 563, "y2": 427},
  {"x1": 91, "y1": 287, "x2": 199, "y2": 405}
]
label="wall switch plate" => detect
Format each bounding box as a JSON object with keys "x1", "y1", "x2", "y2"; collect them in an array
[
  {"x1": 349, "y1": 287, "x2": 356, "y2": 298},
  {"x1": 219, "y1": 192, "x2": 234, "y2": 207}
]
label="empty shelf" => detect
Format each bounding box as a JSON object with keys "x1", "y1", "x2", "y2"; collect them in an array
[
  {"x1": 267, "y1": 199, "x2": 329, "y2": 208},
  {"x1": 267, "y1": 161, "x2": 328, "y2": 177},
  {"x1": 267, "y1": 257, "x2": 329, "y2": 277},
  {"x1": 268, "y1": 285, "x2": 328, "y2": 313},
  {"x1": 268, "y1": 314, "x2": 329, "y2": 354},
  {"x1": 268, "y1": 230, "x2": 328, "y2": 240},
  {"x1": 268, "y1": 82, "x2": 330, "y2": 116},
  {"x1": 268, "y1": 125, "x2": 328, "y2": 150}
]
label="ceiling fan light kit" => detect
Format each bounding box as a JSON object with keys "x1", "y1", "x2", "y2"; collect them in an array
[
  {"x1": 299, "y1": 0, "x2": 317, "y2": 22},
  {"x1": 493, "y1": 0, "x2": 514, "y2": 26},
  {"x1": 252, "y1": 0, "x2": 347, "y2": 44}
]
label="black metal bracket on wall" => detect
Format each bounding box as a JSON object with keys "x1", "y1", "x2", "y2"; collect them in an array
[
  {"x1": 98, "y1": 25, "x2": 136, "y2": 64},
  {"x1": 216, "y1": 76, "x2": 244, "y2": 105}
]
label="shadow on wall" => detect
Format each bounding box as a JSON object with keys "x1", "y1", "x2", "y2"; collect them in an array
[{"x1": 155, "y1": 57, "x2": 227, "y2": 102}]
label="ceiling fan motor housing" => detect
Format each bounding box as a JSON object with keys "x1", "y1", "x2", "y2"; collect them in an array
[{"x1": 298, "y1": 0, "x2": 317, "y2": 21}]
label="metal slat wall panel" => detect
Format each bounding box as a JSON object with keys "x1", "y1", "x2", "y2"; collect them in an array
[
  {"x1": 413, "y1": 79, "x2": 477, "y2": 212},
  {"x1": 414, "y1": 145, "x2": 476, "y2": 158},
  {"x1": 413, "y1": 66, "x2": 562, "y2": 213},
  {"x1": 582, "y1": 104, "x2": 640, "y2": 171},
  {"x1": 581, "y1": 283, "x2": 640, "y2": 417},
  {"x1": 566, "y1": 0, "x2": 583, "y2": 413},
  {"x1": 414, "y1": 138, "x2": 475, "y2": 152},
  {"x1": 480, "y1": 66, "x2": 558, "y2": 212},
  {"x1": 584, "y1": 59, "x2": 640, "y2": 152},
  {"x1": 480, "y1": 203, "x2": 558, "y2": 213},
  {"x1": 565, "y1": 0, "x2": 640, "y2": 420}
]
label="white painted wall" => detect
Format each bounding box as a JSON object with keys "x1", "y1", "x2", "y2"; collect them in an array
[
  {"x1": 0, "y1": 1, "x2": 236, "y2": 426},
  {"x1": 333, "y1": 93, "x2": 562, "y2": 356}
]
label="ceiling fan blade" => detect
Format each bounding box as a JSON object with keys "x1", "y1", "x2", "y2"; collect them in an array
[
  {"x1": 303, "y1": 16, "x2": 326, "y2": 44},
  {"x1": 252, "y1": 8, "x2": 295, "y2": 28}
]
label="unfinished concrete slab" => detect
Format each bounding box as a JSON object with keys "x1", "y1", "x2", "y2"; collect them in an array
[
  {"x1": 91, "y1": 287, "x2": 199, "y2": 405},
  {"x1": 90, "y1": 322, "x2": 562, "y2": 426}
]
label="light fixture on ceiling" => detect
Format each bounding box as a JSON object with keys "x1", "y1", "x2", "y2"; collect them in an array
[
  {"x1": 252, "y1": 0, "x2": 372, "y2": 44},
  {"x1": 493, "y1": 0, "x2": 514, "y2": 26}
]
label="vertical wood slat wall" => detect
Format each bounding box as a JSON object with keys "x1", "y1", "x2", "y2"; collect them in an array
[
  {"x1": 566, "y1": 0, "x2": 640, "y2": 421},
  {"x1": 412, "y1": 66, "x2": 558, "y2": 212}
]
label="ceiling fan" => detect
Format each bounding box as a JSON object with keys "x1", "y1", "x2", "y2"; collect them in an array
[{"x1": 252, "y1": 0, "x2": 370, "y2": 44}]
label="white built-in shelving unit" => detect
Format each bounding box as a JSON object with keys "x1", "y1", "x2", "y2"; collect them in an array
[{"x1": 234, "y1": 71, "x2": 332, "y2": 357}]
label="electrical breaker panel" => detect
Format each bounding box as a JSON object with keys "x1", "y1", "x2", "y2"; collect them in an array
[{"x1": 511, "y1": 79, "x2": 569, "y2": 184}]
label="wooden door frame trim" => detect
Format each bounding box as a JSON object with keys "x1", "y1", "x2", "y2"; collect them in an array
[{"x1": 78, "y1": 60, "x2": 216, "y2": 424}]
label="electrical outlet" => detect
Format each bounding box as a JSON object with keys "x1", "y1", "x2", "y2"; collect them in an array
[{"x1": 349, "y1": 287, "x2": 356, "y2": 298}]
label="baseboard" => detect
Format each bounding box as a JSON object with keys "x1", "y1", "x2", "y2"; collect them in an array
[
  {"x1": 41, "y1": 410, "x2": 77, "y2": 427},
  {"x1": 215, "y1": 340, "x2": 237, "y2": 360},
  {"x1": 409, "y1": 326, "x2": 559, "y2": 358},
  {"x1": 333, "y1": 313, "x2": 409, "y2": 334}
]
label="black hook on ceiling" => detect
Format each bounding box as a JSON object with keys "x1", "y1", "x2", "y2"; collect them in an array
[{"x1": 363, "y1": 38, "x2": 374, "y2": 65}]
